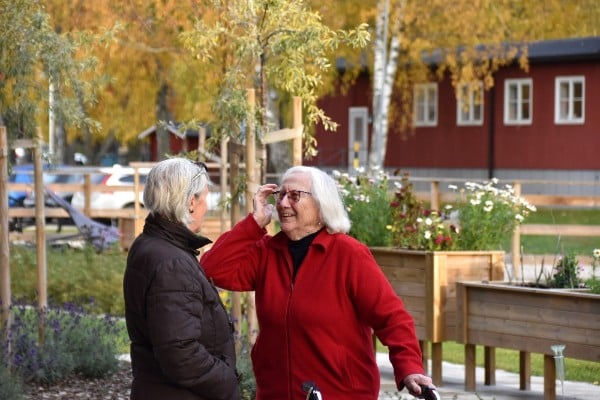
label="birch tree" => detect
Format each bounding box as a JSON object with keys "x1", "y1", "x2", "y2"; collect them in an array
[
  {"x1": 369, "y1": 0, "x2": 401, "y2": 169},
  {"x1": 367, "y1": 0, "x2": 600, "y2": 169}
]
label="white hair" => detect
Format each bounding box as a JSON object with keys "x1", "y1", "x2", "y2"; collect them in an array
[
  {"x1": 280, "y1": 166, "x2": 351, "y2": 234},
  {"x1": 143, "y1": 158, "x2": 210, "y2": 226}
]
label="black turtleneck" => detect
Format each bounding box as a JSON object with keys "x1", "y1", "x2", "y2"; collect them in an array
[{"x1": 288, "y1": 229, "x2": 322, "y2": 278}]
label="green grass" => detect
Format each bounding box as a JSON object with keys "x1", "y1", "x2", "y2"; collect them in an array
[
  {"x1": 527, "y1": 207, "x2": 600, "y2": 225},
  {"x1": 507, "y1": 207, "x2": 600, "y2": 256},
  {"x1": 376, "y1": 340, "x2": 600, "y2": 385},
  {"x1": 441, "y1": 341, "x2": 600, "y2": 385}
]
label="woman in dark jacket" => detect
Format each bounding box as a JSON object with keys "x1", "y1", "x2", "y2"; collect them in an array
[{"x1": 123, "y1": 158, "x2": 240, "y2": 400}]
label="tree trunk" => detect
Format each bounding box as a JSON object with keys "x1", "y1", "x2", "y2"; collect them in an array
[
  {"x1": 369, "y1": 0, "x2": 401, "y2": 171},
  {"x1": 156, "y1": 81, "x2": 171, "y2": 160}
]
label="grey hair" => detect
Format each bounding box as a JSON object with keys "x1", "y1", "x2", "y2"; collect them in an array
[
  {"x1": 143, "y1": 158, "x2": 210, "y2": 226},
  {"x1": 280, "y1": 166, "x2": 351, "y2": 234}
]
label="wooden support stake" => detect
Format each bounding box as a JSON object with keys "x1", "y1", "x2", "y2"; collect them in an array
[
  {"x1": 33, "y1": 128, "x2": 47, "y2": 312},
  {"x1": 543, "y1": 354, "x2": 556, "y2": 400},
  {"x1": 464, "y1": 344, "x2": 476, "y2": 391},
  {"x1": 511, "y1": 182, "x2": 522, "y2": 279},
  {"x1": 292, "y1": 97, "x2": 302, "y2": 166},
  {"x1": 519, "y1": 351, "x2": 531, "y2": 390},
  {"x1": 484, "y1": 346, "x2": 496, "y2": 385},
  {"x1": 0, "y1": 126, "x2": 12, "y2": 331}
]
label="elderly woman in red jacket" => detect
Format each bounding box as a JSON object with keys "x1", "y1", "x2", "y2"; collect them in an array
[{"x1": 201, "y1": 165, "x2": 434, "y2": 400}]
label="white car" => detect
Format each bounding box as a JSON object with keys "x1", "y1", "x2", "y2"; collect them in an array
[
  {"x1": 70, "y1": 165, "x2": 149, "y2": 220},
  {"x1": 71, "y1": 165, "x2": 222, "y2": 221}
]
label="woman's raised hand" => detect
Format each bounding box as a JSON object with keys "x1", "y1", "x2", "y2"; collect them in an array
[{"x1": 252, "y1": 184, "x2": 278, "y2": 229}]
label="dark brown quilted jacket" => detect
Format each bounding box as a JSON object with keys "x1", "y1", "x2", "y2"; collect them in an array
[{"x1": 124, "y1": 214, "x2": 240, "y2": 400}]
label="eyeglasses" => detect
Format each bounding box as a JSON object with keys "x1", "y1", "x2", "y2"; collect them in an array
[
  {"x1": 272, "y1": 189, "x2": 312, "y2": 203},
  {"x1": 191, "y1": 161, "x2": 208, "y2": 181}
]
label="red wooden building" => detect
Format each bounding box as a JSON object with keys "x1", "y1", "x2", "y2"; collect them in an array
[
  {"x1": 137, "y1": 124, "x2": 204, "y2": 161},
  {"x1": 306, "y1": 36, "x2": 600, "y2": 191}
]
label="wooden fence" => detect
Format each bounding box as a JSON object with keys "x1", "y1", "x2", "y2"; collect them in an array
[{"x1": 7, "y1": 171, "x2": 600, "y2": 258}]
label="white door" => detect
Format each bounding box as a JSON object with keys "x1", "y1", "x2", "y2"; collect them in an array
[{"x1": 348, "y1": 107, "x2": 369, "y2": 171}]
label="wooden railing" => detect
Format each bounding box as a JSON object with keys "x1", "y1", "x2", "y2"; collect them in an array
[
  {"x1": 402, "y1": 177, "x2": 600, "y2": 275},
  {"x1": 8, "y1": 172, "x2": 600, "y2": 257}
]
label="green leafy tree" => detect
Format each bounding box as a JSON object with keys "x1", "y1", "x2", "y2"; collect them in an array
[
  {"x1": 180, "y1": 0, "x2": 370, "y2": 159},
  {"x1": 0, "y1": 0, "x2": 102, "y2": 146},
  {"x1": 45, "y1": 0, "x2": 210, "y2": 162}
]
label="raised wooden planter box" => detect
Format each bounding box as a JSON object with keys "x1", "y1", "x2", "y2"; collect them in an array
[
  {"x1": 370, "y1": 248, "x2": 505, "y2": 385},
  {"x1": 456, "y1": 281, "x2": 600, "y2": 400}
]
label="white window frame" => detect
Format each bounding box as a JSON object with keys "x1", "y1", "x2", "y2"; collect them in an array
[
  {"x1": 413, "y1": 83, "x2": 438, "y2": 127},
  {"x1": 503, "y1": 78, "x2": 532, "y2": 125},
  {"x1": 554, "y1": 76, "x2": 585, "y2": 124},
  {"x1": 457, "y1": 82, "x2": 484, "y2": 126},
  {"x1": 348, "y1": 107, "x2": 369, "y2": 171}
]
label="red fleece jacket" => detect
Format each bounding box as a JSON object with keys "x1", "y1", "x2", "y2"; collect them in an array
[{"x1": 201, "y1": 215, "x2": 424, "y2": 400}]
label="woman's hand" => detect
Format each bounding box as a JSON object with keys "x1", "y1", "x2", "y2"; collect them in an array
[
  {"x1": 252, "y1": 184, "x2": 278, "y2": 229},
  {"x1": 403, "y1": 373, "x2": 436, "y2": 398}
]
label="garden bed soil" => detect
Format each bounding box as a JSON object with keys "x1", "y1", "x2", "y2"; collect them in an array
[{"x1": 24, "y1": 361, "x2": 131, "y2": 400}]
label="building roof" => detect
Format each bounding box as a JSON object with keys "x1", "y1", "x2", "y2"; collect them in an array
[
  {"x1": 421, "y1": 36, "x2": 600, "y2": 65},
  {"x1": 527, "y1": 36, "x2": 600, "y2": 62}
]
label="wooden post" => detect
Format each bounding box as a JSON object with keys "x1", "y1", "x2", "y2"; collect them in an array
[
  {"x1": 484, "y1": 346, "x2": 496, "y2": 385},
  {"x1": 34, "y1": 129, "x2": 47, "y2": 313},
  {"x1": 511, "y1": 181, "x2": 522, "y2": 279},
  {"x1": 419, "y1": 340, "x2": 429, "y2": 374},
  {"x1": 543, "y1": 354, "x2": 557, "y2": 400},
  {"x1": 220, "y1": 136, "x2": 229, "y2": 233},
  {"x1": 33, "y1": 128, "x2": 48, "y2": 344},
  {"x1": 198, "y1": 125, "x2": 206, "y2": 159},
  {"x1": 246, "y1": 89, "x2": 257, "y2": 211},
  {"x1": 0, "y1": 126, "x2": 12, "y2": 331},
  {"x1": 430, "y1": 343, "x2": 442, "y2": 386},
  {"x1": 465, "y1": 343, "x2": 476, "y2": 391},
  {"x1": 245, "y1": 89, "x2": 258, "y2": 345},
  {"x1": 83, "y1": 173, "x2": 92, "y2": 217},
  {"x1": 292, "y1": 97, "x2": 302, "y2": 166},
  {"x1": 519, "y1": 350, "x2": 531, "y2": 390},
  {"x1": 228, "y1": 140, "x2": 242, "y2": 350},
  {"x1": 430, "y1": 181, "x2": 440, "y2": 211}
]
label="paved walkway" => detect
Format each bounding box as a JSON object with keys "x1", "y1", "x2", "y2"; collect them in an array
[{"x1": 376, "y1": 353, "x2": 600, "y2": 399}]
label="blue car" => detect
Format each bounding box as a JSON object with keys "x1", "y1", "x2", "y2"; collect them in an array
[
  {"x1": 8, "y1": 164, "x2": 34, "y2": 208},
  {"x1": 8, "y1": 163, "x2": 72, "y2": 231}
]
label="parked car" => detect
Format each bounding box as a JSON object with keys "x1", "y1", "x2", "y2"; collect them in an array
[
  {"x1": 70, "y1": 164, "x2": 223, "y2": 224},
  {"x1": 8, "y1": 164, "x2": 35, "y2": 231},
  {"x1": 9, "y1": 164, "x2": 86, "y2": 231},
  {"x1": 70, "y1": 165, "x2": 150, "y2": 225},
  {"x1": 8, "y1": 164, "x2": 34, "y2": 208}
]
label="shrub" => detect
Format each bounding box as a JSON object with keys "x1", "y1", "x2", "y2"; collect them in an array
[
  {"x1": 237, "y1": 340, "x2": 256, "y2": 400},
  {"x1": 3, "y1": 302, "x2": 123, "y2": 385},
  {"x1": 586, "y1": 248, "x2": 600, "y2": 294},
  {"x1": 0, "y1": 351, "x2": 25, "y2": 399},
  {"x1": 451, "y1": 179, "x2": 536, "y2": 250},
  {"x1": 549, "y1": 252, "x2": 584, "y2": 289},
  {"x1": 389, "y1": 176, "x2": 536, "y2": 251},
  {"x1": 390, "y1": 173, "x2": 456, "y2": 250},
  {"x1": 10, "y1": 244, "x2": 126, "y2": 316},
  {"x1": 333, "y1": 168, "x2": 393, "y2": 246}
]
